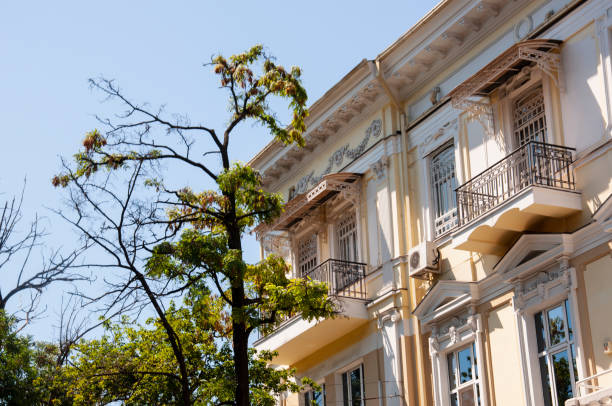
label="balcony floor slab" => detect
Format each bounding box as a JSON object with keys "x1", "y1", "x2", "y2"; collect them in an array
[
  {"x1": 253, "y1": 297, "x2": 368, "y2": 365},
  {"x1": 452, "y1": 186, "x2": 582, "y2": 255}
]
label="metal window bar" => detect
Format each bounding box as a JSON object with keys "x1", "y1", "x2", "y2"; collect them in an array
[
  {"x1": 432, "y1": 146, "x2": 459, "y2": 237},
  {"x1": 514, "y1": 87, "x2": 547, "y2": 146},
  {"x1": 298, "y1": 234, "x2": 318, "y2": 277},
  {"x1": 303, "y1": 259, "x2": 367, "y2": 300},
  {"x1": 456, "y1": 141, "x2": 575, "y2": 227}
]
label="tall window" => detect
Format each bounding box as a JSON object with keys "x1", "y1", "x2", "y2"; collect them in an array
[
  {"x1": 336, "y1": 211, "x2": 358, "y2": 262},
  {"x1": 298, "y1": 234, "x2": 317, "y2": 277},
  {"x1": 447, "y1": 343, "x2": 481, "y2": 406},
  {"x1": 431, "y1": 145, "x2": 458, "y2": 237},
  {"x1": 534, "y1": 299, "x2": 578, "y2": 406},
  {"x1": 342, "y1": 365, "x2": 364, "y2": 406},
  {"x1": 513, "y1": 86, "x2": 547, "y2": 147},
  {"x1": 304, "y1": 385, "x2": 326, "y2": 406}
]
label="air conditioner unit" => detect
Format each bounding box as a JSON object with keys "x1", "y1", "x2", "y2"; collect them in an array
[{"x1": 408, "y1": 241, "x2": 439, "y2": 278}]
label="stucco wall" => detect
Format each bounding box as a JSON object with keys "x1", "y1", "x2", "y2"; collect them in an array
[
  {"x1": 584, "y1": 254, "x2": 612, "y2": 388},
  {"x1": 487, "y1": 302, "x2": 526, "y2": 406}
]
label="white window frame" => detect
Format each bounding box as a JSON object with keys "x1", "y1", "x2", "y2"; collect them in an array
[
  {"x1": 429, "y1": 313, "x2": 489, "y2": 406},
  {"x1": 339, "y1": 363, "x2": 365, "y2": 406},
  {"x1": 498, "y1": 69, "x2": 561, "y2": 152},
  {"x1": 429, "y1": 142, "x2": 459, "y2": 239},
  {"x1": 512, "y1": 263, "x2": 586, "y2": 406},
  {"x1": 328, "y1": 199, "x2": 362, "y2": 263},
  {"x1": 533, "y1": 299, "x2": 578, "y2": 406},
  {"x1": 335, "y1": 210, "x2": 359, "y2": 263},
  {"x1": 296, "y1": 232, "x2": 318, "y2": 278},
  {"x1": 447, "y1": 342, "x2": 482, "y2": 406}
]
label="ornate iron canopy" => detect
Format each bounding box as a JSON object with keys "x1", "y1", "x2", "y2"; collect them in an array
[
  {"x1": 255, "y1": 172, "x2": 361, "y2": 236},
  {"x1": 448, "y1": 39, "x2": 562, "y2": 115}
]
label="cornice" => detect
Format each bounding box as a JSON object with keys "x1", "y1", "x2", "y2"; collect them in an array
[{"x1": 249, "y1": 0, "x2": 565, "y2": 187}]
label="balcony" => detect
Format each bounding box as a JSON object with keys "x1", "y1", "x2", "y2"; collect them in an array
[
  {"x1": 253, "y1": 259, "x2": 369, "y2": 365},
  {"x1": 565, "y1": 368, "x2": 612, "y2": 405},
  {"x1": 452, "y1": 142, "x2": 581, "y2": 255}
]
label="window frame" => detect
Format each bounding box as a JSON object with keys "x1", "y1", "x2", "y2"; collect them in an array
[
  {"x1": 532, "y1": 299, "x2": 578, "y2": 406},
  {"x1": 429, "y1": 142, "x2": 459, "y2": 239},
  {"x1": 304, "y1": 383, "x2": 326, "y2": 406},
  {"x1": 446, "y1": 342, "x2": 482, "y2": 406},
  {"x1": 295, "y1": 230, "x2": 319, "y2": 278},
  {"x1": 497, "y1": 69, "x2": 561, "y2": 152},
  {"x1": 335, "y1": 209, "x2": 359, "y2": 263},
  {"x1": 512, "y1": 264, "x2": 586, "y2": 406},
  {"x1": 340, "y1": 363, "x2": 364, "y2": 406}
]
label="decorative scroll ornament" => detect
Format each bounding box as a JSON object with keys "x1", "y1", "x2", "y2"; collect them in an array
[
  {"x1": 371, "y1": 156, "x2": 389, "y2": 179},
  {"x1": 289, "y1": 119, "x2": 382, "y2": 198},
  {"x1": 512, "y1": 266, "x2": 571, "y2": 312}
]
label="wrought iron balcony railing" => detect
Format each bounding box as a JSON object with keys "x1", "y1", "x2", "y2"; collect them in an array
[
  {"x1": 456, "y1": 141, "x2": 576, "y2": 227},
  {"x1": 255, "y1": 258, "x2": 367, "y2": 340},
  {"x1": 303, "y1": 258, "x2": 367, "y2": 300}
]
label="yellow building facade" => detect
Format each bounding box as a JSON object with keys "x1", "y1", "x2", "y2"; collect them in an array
[{"x1": 250, "y1": 0, "x2": 612, "y2": 405}]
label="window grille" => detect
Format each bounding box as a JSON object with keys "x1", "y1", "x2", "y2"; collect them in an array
[
  {"x1": 447, "y1": 343, "x2": 481, "y2": 406},
  {"x1": 336, "y1": 211, "x2": 358, "y2": 262},
  {"x1": 431, "y1": 145, "x2": 458, "y2": 237},
  {"x1": 534, "y1": 299, "x2": 578, "y2": 406},
  {"x1": 298, "y1": 234, "x2": 317, "y2": 277},
  {"x1": 513, "y1": 86, "x2": 547, "y2": 146}
]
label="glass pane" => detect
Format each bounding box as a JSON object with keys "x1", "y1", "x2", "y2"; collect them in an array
[
  {"x1": 534, "y1": 311, "x2": 546, "y2": 352},
  {"x1": 350, "y1": 368, "x2": 362, "y2": 406},
  {"x1": 552, "y1": 350, "x2": 573, "y2": 403},
  {"x1": 472, "y1": 343, "x2": 478, "y2": 380},
  {"x1": 459, "y1": 386, "x2": 475, "y2": 406},
  {"x1": 565, "y1": 300, "x2": 573, "y2": 342},
  {"x1": 458, "y1": 347, "x2": 474, "y2": 384},
  {"x1": 313, "y1": 386, "x2": 325, "y2": 406},
  {"x1": 548, "y1": 305, "x2": 566, "y2": 346},
  {"x1": 450, "y1": 393, "x2": 458, "y2": 406},
  {"x1": 571, "y1": 344, "x2": 578, "y2": 382},
  {"x1": 540, "y1": 356, "x2": 553, "y2": 406},
  {"x1": 342, "y1": 372, "x2": 349, "y2": 406},
  {"x1": 305, "y1": 392, "x2": 311, "y2": 406},
  {"x1": 448, "y1": 352, "x2": 457, "y2": 389}
]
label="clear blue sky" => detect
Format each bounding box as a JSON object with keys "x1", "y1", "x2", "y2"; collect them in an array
[{"x1": 0, "y1": 1, "x2": 439, "y2": 341}]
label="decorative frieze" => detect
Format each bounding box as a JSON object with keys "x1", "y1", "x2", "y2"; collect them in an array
[{"x1": 288, "y1": 119, "x2": 382, "y2": 198}]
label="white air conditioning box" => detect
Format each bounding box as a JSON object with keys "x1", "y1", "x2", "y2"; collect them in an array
[{"x1": 408, "y1": 241, "x2": 439, "y2": 278}]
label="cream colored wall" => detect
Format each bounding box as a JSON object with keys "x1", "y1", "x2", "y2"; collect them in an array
[
  {"x1": 273, "y1": 110, "x2": 385, "y2": 199},
  {"x1": 560, "y1": 23, "x2": 608, "y2": 154},
  {"x1": 486, "y1": 303, "x2": 526, "y2": 406},
  {"x1": 575, "y1": 148, "x2": 612, "y2": 220},
  {"x1": 583, "y1": 254, "x2": 612, "y2": 388}
]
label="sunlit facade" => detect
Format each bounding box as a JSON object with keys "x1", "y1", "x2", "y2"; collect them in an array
[{"x1": 249, "y1": 0, "x2": 612, "y2": 405}]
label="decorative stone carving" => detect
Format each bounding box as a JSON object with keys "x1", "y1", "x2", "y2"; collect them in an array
[
  {"x1": 289, "y1": 119, "x2": 382, "y2": 195},
  {"x1": 513, "y1": 266, "x2": 572, "y2": 312},
  {"x1": 371, "y1": 156, "x2": 389, "y2": 179}
]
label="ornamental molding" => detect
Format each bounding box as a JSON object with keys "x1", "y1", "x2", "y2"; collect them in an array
[
  {"x1": 371, "y1": 156, "x2": 389, "y2": 179},
  {"x1": 418, "y1": 118, "x2": 459, "y2": 158},
  {"x1": 512, "y1": 263, "x2": 572, "y2": 313},
  {"x1": 288, "y1": 119, "x2": 382, "y2": 198},
  {"x1": 377, "y1": 308, "x2": 401, "y2": 330},
  {"x1": 429, "y1": 311, "x2": 479, "y2": 355}
]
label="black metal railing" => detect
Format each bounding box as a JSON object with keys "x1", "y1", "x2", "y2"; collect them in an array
[
  {"x1": 456, "y1": 141, "x2": 576, "y2": 226},
  {"x1": 303, "y1": 258, "x2": 367, "y2": 300},
  {"x1": 255, "y1": 258, "x2": 367, "y2": 340}
]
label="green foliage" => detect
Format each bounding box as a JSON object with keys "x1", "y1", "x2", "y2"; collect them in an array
[
  {"x1": 0, "y1": 311, "x2": 66, "y2": 405},
  {"x1": 52, "y1": 45, "x2": 331, "y2": 405},
  {"x1": 58, "y1": 303, "x2": 308, "y2": 406}
]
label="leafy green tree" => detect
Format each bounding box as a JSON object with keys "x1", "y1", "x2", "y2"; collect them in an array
[
  {"x1": 0, "y1": 310, "x2": 64, "y2": 405},
  {"x1": 53, "y1": 45, "x2": 336, "y2": 405},
  {"x1": 58, "y1": 297, "x2": 308, "y2": 406}
]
